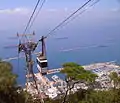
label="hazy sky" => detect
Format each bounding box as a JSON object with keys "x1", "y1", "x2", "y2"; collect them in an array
[
  {"x1": 0, "y1": 0, "x2": 120, "y2": 35},
  {"x1": 0, "y1": 0, "x2": 120, "y2": 9}
]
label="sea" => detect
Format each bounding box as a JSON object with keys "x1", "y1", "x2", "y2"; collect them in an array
[{"x1": 0, "y1": 15, "x2": 120, "y2": 86}]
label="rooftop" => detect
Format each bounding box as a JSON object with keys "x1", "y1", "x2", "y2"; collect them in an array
[{"x1": 45, "y1": 72, "x2": 66, "y2": 82}]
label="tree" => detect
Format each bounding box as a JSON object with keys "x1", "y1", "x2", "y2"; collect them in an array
[
  {"x1": 108, "y1": 72, "x2": 120, "y2": 103},
  {"x1": 0, "y1": 60, "x2": 35, "y2": 103},
  {"x1": 61, "y1": 62, "x2": 98, "y2": 103},
  {"x1": 0, "y1": 60, "x2": 17, "y2": 90},
  {"x1": 109, "y1": 72, "x2": 120, "y2": 89}
]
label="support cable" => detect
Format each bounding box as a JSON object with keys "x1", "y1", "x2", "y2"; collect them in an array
[
  {"x1": 23, "y1": 0, "x2": 41, "y2": 34},
  {"x1": 28, "y1": 0, "x2": 46, "y2": 31},
  {"x1": 61, "y1": 0, "x2": 100, "y2": 29},
  {"x1": 45, "y1": 0, "x2": 93, "y2": 38}
]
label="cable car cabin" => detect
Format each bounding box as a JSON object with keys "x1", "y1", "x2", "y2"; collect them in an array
[{"x1": 36, "y1": 54, "x2": 48, "y2": 75}]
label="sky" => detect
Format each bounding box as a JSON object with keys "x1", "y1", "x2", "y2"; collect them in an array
[
  {"x1": 0, "y1": 0, "x2": 120, "y2": 9},
  {"x1": 0, "y1": 0, "x2": 120, "y2": 27},
  {"x1": 0, "y1": 0, "x2": 120, "y2": 43}
]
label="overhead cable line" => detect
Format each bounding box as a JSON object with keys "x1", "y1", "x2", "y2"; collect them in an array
[
  {"x1": 61, "y1": 0, "x2": 100, "y2": 29},
  {"x1": 23, "y1": 0, "x2": 41, "y2": 35},
  {"x1": 45, "y1": 0, "x2": 93, "y2": 38},
  {"x1": 28, "y1": 0, "x2": 46, "y2": 31}
]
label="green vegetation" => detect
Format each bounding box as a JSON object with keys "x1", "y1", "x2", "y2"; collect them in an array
[
  {"x1": 0, "y1": 60, "x2": 34, "y2": 103},
  {"x1": 61, "y1": 62, "x2": 98, "y2": 103},
  {"x1": 45, "y1": 89, "x2": 120, "y2": 103},
  {"x1": 109, "y1": 71, "x2": 120, "y2": 89},
  {"x1": 1, "y1": 61, "x2": 120, "y2": 103}
]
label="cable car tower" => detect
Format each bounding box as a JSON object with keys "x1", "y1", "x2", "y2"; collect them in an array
[
  {"x1": 17, "y1": 32, "x2": 47, "y2": 102},
  {"x1": 18, "y1": 32, "x2": 39, "y2": 92}
]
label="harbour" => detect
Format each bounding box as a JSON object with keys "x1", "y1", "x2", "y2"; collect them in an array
[{"x1": 25, "y1": 61, "x2": 120, "y2": 99}]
